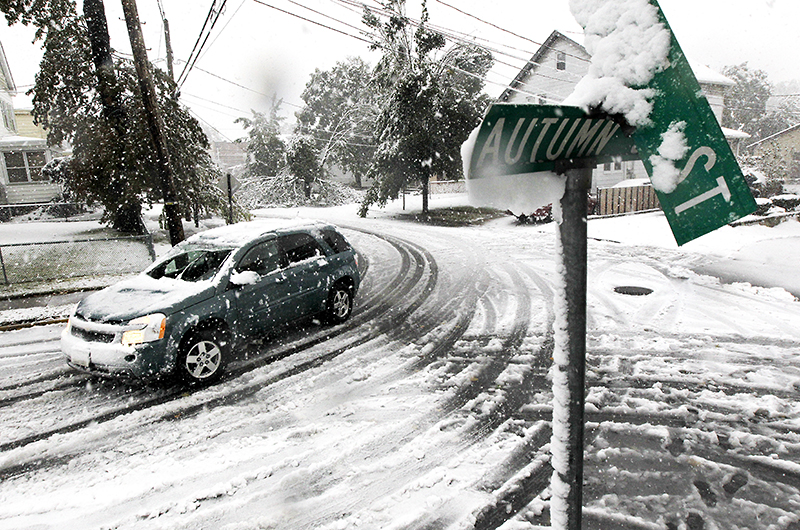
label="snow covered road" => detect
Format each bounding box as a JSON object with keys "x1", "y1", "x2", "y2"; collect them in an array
[{"x1": 2, "y1": 211, "x2": 800, "y2": 530}]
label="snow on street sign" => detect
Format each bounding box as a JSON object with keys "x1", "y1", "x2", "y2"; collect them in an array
[
  {"x1": 631, "y1": 2, "x2": 757, "y2": 246},
  {"x1": 468, "y1": 104, "x2": 637, "y2": 180}
]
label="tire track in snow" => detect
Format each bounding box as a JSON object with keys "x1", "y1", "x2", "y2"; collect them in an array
[{"x1": 396, "y1": 259, "x2": 558, "y2": 530}]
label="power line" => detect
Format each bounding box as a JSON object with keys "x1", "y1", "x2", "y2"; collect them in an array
[
  {"x1": 180, "y1": 0, "x2": 570, "y2": 119},
  {"x1": 431, "y1": 0, "x2": 590, "y2": 64},
  {"x1": 251, "y1": 0, "x2": 373, "y2": 45},
  {"x1": 197, "y1": 0, "x2": 247, "y2": 65},
  {"x1": 177, "y1": 0, "x2": 230, "y2": 88},
  {"x1": 332, "y1": 0, "x2": 586, "y2": 84},
  {"x1": 283, "y1": 0, "x2": 367, "y2": 37},
  {"x1": 176, "y1": 59, "x2": 305, "y2": 109},
  {"x1": 175, "y1": 1, "x2": 218, "y2": 85}
]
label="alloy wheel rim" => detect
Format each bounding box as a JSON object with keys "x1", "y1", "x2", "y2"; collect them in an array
[
  {"x1": 185, "y1": 340, "x2": 222, "y2": 379},
  {"x1": 333, "y1": 290, "x2": 350, "y2": 319}
]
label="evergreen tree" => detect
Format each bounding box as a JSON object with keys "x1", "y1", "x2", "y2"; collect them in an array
[
  {"x1": 235, "y1": 97, "x2": 286, "y2": 178},
  {"x1": 358, "y1": 0, "x2": 492, "y2": 216}
]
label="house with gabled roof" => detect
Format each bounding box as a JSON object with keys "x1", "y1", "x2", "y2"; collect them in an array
[
  {"x1": 499, "y1": 30, "x2": 748, "y2": 192},
  {"x1": 747, "y1": 123, "x2": 800, "y2": 180},
  {"x1": 0, "y1": 40, "x2": 61, "y2": 206},
  {"x1": 499, "y1": 30, "x2": 591, "y2": 107}
]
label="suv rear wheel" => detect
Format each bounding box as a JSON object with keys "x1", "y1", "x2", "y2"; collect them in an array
[{"x1": 177, "y1": 328, "x2": 228, "y2": 385}]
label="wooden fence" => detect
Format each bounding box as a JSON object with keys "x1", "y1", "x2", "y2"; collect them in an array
[{"x1": 596, "y1": 184, "x2": 660, "y2": 216}]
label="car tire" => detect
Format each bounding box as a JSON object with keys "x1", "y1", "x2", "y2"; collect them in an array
[
  {"x1": 325, "y1": 282, "x2": 353, "y2": 324},
  {"x1": 177, "y1": 328, "x2": 228, "y2": 385}
]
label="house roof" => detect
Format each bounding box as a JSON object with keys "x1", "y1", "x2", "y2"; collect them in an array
[
  {"x1": 499, "y1": 30, "x2": 589, "y2": 102},
  {"x1": 689, "y1": 61, "x2": 735, "y2": 87},
  {"x1": 747, "y1": 122, "x2": 800, "y2": 149},
  {"x1": 721, "y1": 127, "x2": 751, "y2": 140},
  {"x1": 0, "y1": 135, "x2": 46, "y2": 148}
]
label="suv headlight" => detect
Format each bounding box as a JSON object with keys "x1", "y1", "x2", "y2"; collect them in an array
[{"x1": 121, "y1": 313, "x2": 167, "y2": 346}]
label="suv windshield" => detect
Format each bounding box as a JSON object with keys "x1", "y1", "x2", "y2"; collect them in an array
[{"x1": 148, "y1": 248, "x2": 234, "y2": 282}]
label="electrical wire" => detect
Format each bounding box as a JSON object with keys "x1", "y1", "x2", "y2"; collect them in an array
[
  {"x1": 197, "y1": 0, "x2": 247, "y2": 65},
  {"x1": 177, "y1": 0, "x2": 230, "y2": 88},
  {"x1": 182, "y1": 0, "x2": 585, "y2": 122},
  {"x1": 251, "y1": 0, "x2": 373, "y2": 45},
  {"x1": 175, "y1": 1, "x2": 219, "y2": 86},
  {"x1": 431, "y1": 0, "x2": 590, "y2": 64}
]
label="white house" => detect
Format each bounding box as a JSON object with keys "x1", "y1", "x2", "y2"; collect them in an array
[
  {"x1": 0, "y1": 40, "x2": 60, "y2": 205},
  {"x1": 498, "y1": 30, "x2": 748, "y2": 192}
]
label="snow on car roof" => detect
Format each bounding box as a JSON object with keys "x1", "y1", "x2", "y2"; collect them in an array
[{"x1": 186, "y1": 218, "x2": 330, "y2": 247}]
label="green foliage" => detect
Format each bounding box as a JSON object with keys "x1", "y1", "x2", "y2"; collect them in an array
[
  {"x1": 296, "y1": 57, "x2": 378, "y2": 188},
  {"x1": 0, "y1": 0, "x2": 76, "y2": 39},
  {"x1": 235, "y1": 96, "x2": 286, "y2": 177},
  {"x1": 359, "y1": 0, "x2": 492, "y2": 216}
]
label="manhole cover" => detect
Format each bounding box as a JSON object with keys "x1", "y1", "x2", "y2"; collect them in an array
[{"x1": 614, "y1": 286, "x2": 654, "y2": 296}]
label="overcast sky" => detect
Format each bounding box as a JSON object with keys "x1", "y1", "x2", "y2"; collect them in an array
[{"x1": 2, "y1": 0, "x2": 798, "y2": 140}]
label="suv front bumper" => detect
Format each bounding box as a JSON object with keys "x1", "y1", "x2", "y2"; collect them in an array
[{"x1": 60, "y1": 317, "x2": 167, "y2": 379}]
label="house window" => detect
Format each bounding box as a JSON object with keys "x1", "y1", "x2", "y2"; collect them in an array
[
  {"x1": 3, "y1": 150, "x2": 49, "y2": 183},
  {"x1": 614, "y1": 160, "x2": 622, "y2": 170},
  {"x1": 556, "y1": 52, "x2": 566, "y2": 71},
  {"x1": 603, "y1": 162, "x2": 612, "y2": 171}
]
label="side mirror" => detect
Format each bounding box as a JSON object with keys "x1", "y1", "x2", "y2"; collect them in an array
[{"x1": 229, "y1": 270, "x2": 260, "y2": 287}]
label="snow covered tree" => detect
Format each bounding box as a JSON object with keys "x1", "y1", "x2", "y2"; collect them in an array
[
  {"x1": 721, "y1": 63, "x2": 784, "y2": 142},
  {"x1": 296, "y1": 57, "x2": 379, "y2": 188},
  {"x1": 235, "y1": 96, "x2": 287, "y2": 178},
  {"x1": 286, "y1": 134, "x2": 322, "y2": 199},
  {"x1": 358, "y1": 0, "x2": 492, "y2": 216}
]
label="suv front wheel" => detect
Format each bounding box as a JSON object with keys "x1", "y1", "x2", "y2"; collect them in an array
[
  {"x1": 177, "y1": 328, "x2": 228, "y2": 385},
  {"x1": 325, "y1": 283, "x2": 353, "y2": 324}
]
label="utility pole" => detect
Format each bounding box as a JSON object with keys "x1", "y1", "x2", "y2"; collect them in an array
[
  {"x1": 156, "y1": 0, "x2": 175, "y2": 81},
  {"x1": 120, "y1": 0, "x2": 185, "y2": 246}
]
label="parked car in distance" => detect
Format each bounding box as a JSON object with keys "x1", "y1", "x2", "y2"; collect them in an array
[{"x1": 61, "y1": 219, "x2": 360, "y2": 385}]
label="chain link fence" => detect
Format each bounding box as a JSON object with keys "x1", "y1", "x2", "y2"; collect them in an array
[{"x1": 0, "y1": 235, "x2": 155, "y2": 286}]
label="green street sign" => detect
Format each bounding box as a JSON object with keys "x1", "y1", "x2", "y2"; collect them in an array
[
  {"x1": 468, "y1": 1, "x2": 757, "y2": 246},
  {"x1": 631, "y1": 0, "x2": 757, "y2": 245},
  {"x1": 469, "y1": 104, "x2": 637, "y2": 179}
]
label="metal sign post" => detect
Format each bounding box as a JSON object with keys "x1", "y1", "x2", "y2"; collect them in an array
[{"x1": 552, "y1": 161, "x2": 593, "y2": 530}]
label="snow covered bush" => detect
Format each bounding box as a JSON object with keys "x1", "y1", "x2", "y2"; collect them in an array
[
  {"x1": 770, "y1": 194, "x2": 800, "y2": 211},
  {"x1": 235, "y1": 174, "x2": 361, "y2": 210}
]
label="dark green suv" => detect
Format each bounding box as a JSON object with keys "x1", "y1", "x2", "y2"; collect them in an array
[{"x1": 61, "y1": 219, "x2": 360, "y2": 384}]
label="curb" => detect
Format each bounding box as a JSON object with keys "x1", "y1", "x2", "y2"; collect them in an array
[{"x1": 0, "y1": 317, "x2": 69, "y2": 332}]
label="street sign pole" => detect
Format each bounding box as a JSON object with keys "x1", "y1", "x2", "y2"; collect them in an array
[
  {"x1": 552, "y1": 161, "x2": 592, "y2": 530},
  {"x1": 227, "y1": 173, "x2": 234, "y2": 225}
]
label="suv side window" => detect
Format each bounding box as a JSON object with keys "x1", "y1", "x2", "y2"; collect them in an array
[
  {"x1": 321, "y1": 229, "x2": 351, "y2": 254},
  {"x1": 280, "y1": 233, "x2": 323, "y2": 265},
  {"x1": 237, "y1": 240, "x2": 284, "y2": 276}
]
